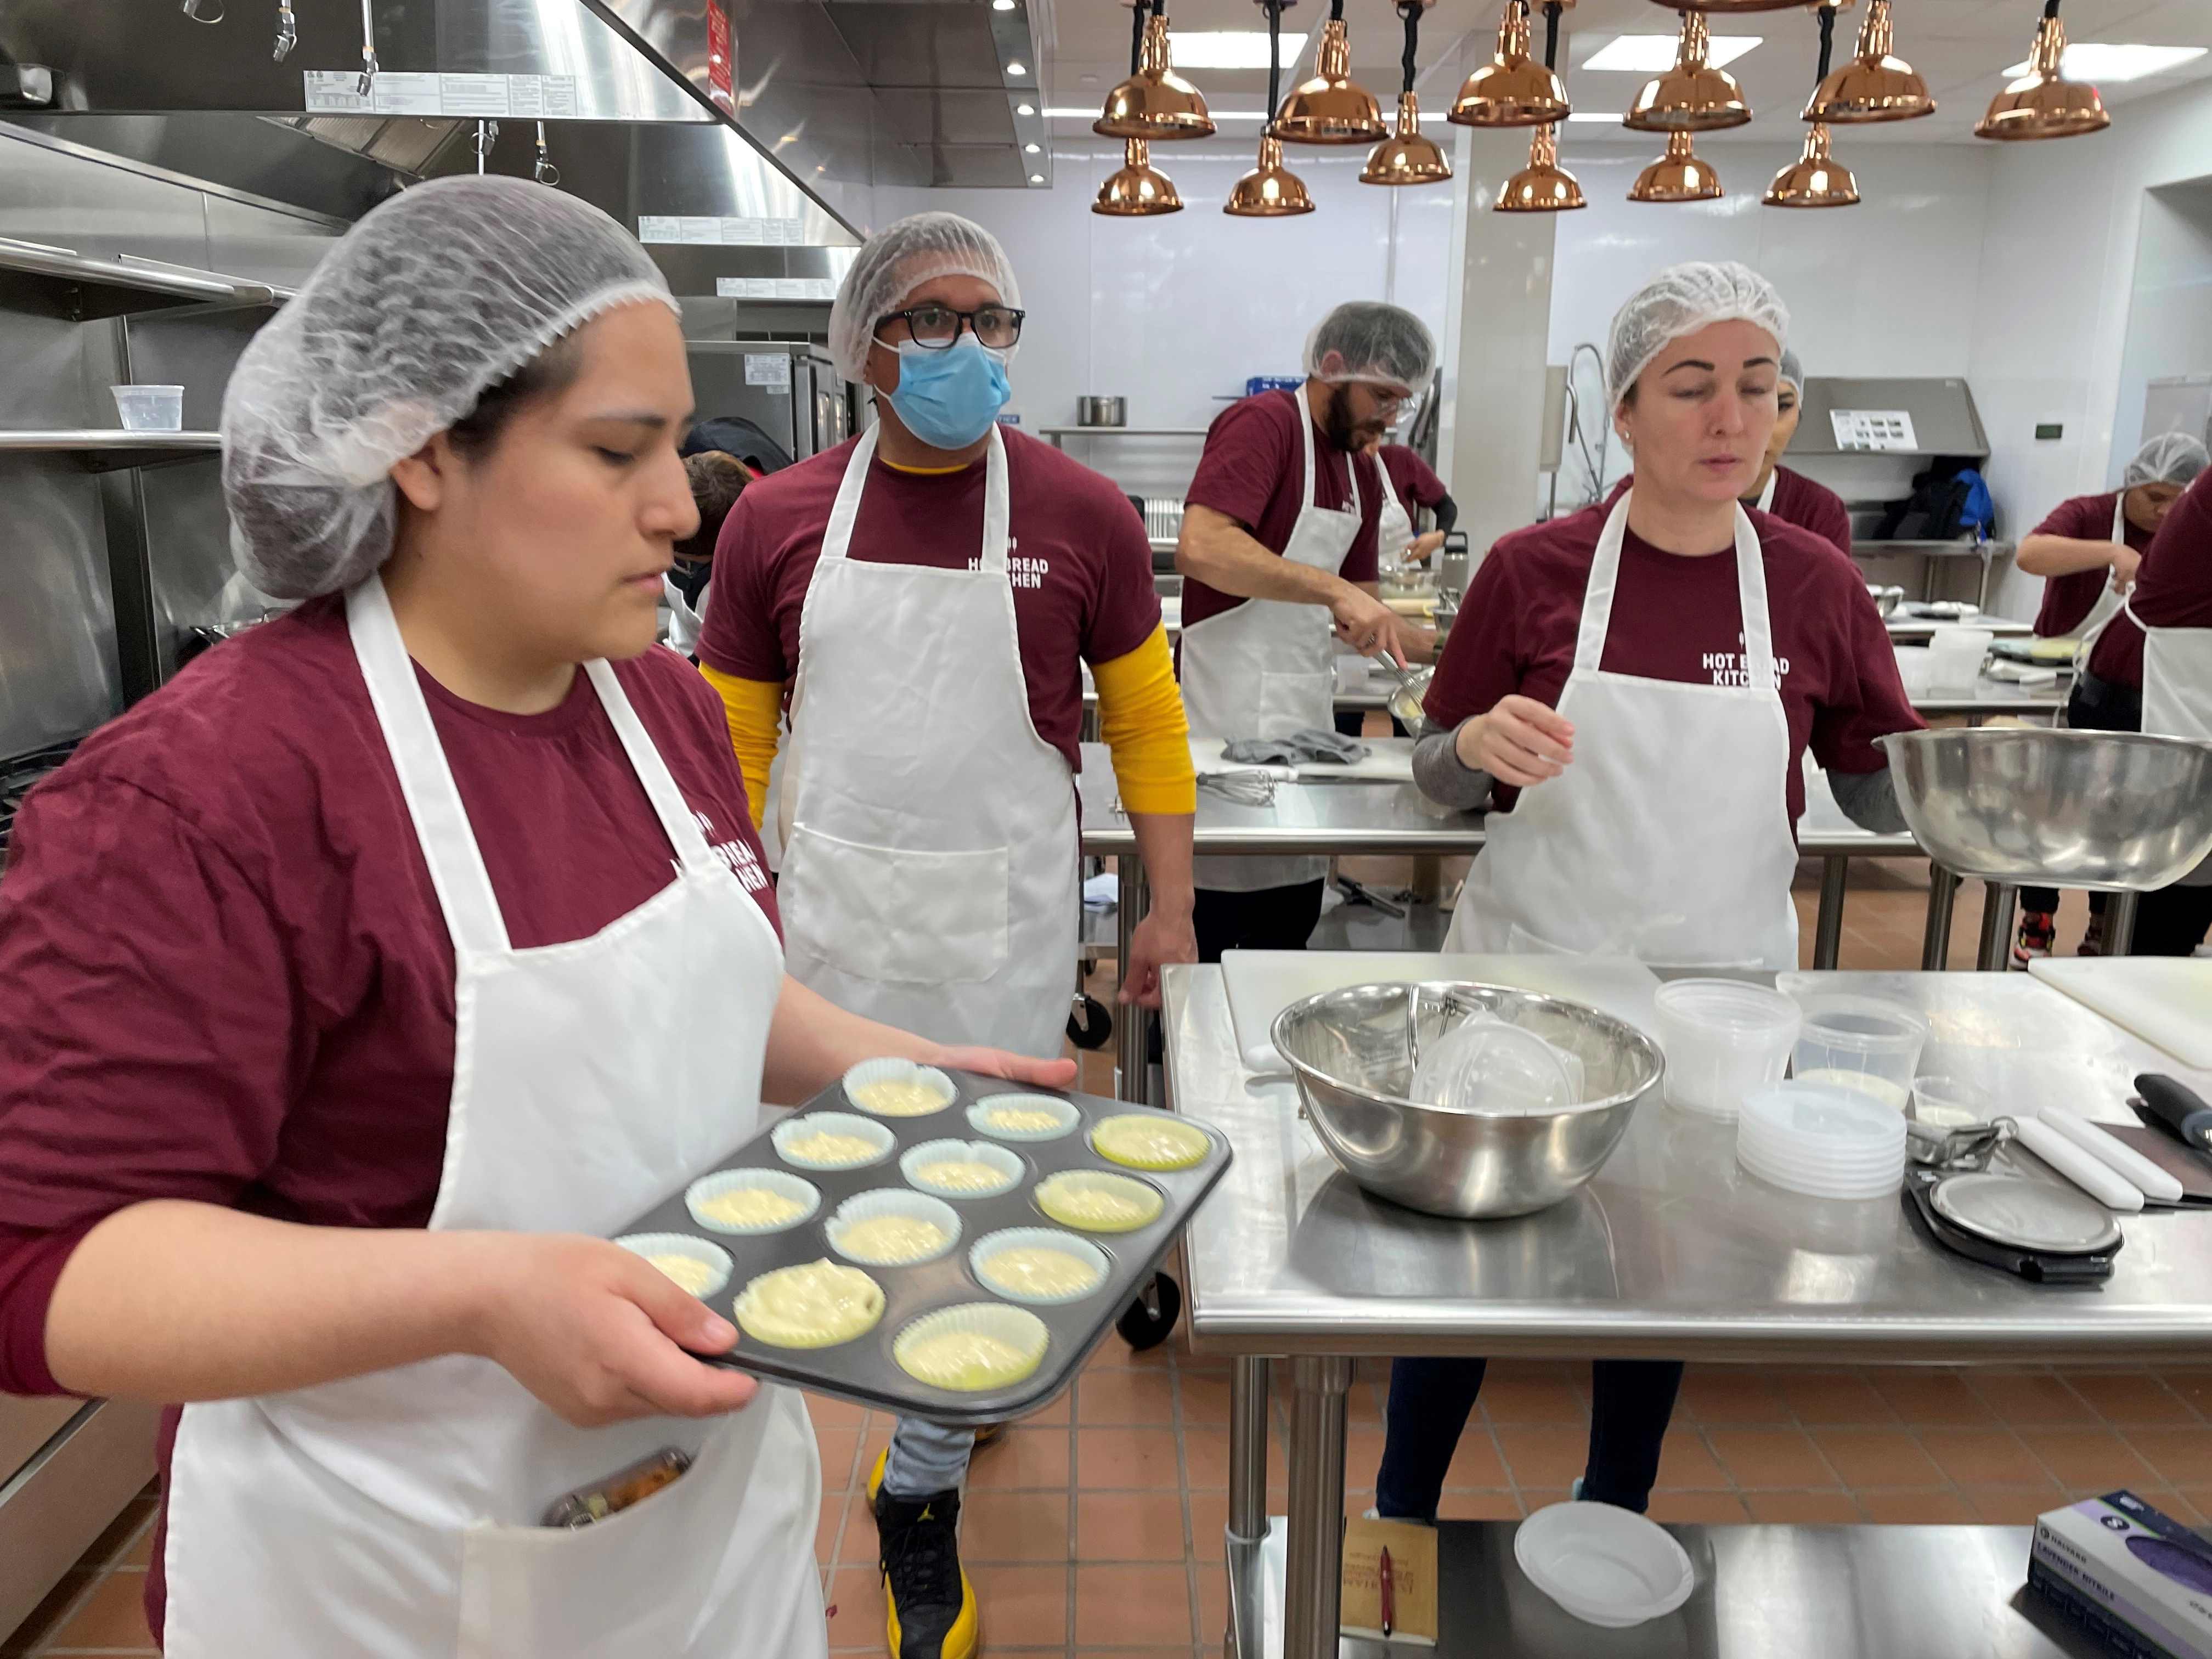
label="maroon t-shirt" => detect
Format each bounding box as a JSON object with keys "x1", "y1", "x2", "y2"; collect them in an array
[
  {"x1": 2034, "y1": 489, "x2": 2148, "y2": 641},
  {"x1": 696, "y1": 427, "x2": 1160, "y2": 771},
  {"x1": 1377, "y1": 444, "x2": 1447, "y2": 514},
  {"x1": 1607, "y1": 466, "x2": 1851, "y2": 555},
  {"x1": 1424, "y1": 503, "x2": 1923, "y2": 821},
  {"x1": 1181, "y1": 390, "x2": 1383, "y2": 631},
  {"x1": 0, "y1": 599, "x2": 778, "y2": 1634},
  {"x1": 2091, "y1": 468, "x2": 2212, "y2": 690}
]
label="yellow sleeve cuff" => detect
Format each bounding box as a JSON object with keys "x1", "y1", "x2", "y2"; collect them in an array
[
  {"x1": 698, "y1": 663, "x2": 784, "y2": 829},
  {"x1": 1092, "y1": 623, "x2": 1197, "y2": 816}
]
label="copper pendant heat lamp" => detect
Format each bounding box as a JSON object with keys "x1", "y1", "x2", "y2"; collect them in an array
[
  {"x1": 1094, "y1": 10, "x2": 1216, "y2": 140},
  {"x1": 1227, "y1": 136, "x2": 1319, "y2": 213},
  {"x1": 1629, "y1": 129, "x2": 1723, "y2": 201},
  {"x1": 1093, "y1": 139, "x2": 1184, "y2": 215},
  {"x1": 1363, "y1": 3, "x2": 1451, "y2": 185},
  {"x1": 1764, "y1": 122, "x2": 1860, "y2": 205},
  {"x1": 1626, "y1": 13, "x2": 1753, "y2": 131},
  {"x1": 1273, "y1": 8, "x2": 1388, "y2": 143},
  {"x1": 1804, "y1": 0, "x2": 1933, "y2": 121},
  {"x1": 1450, "y1": 0, "x2": 1569, "y2": 127},
  {"x1": 1496, "y1": 122, "x2": 1585, "y2": 211},
  {"x1": 1976, "y1": 9, "x2": 2109, "y2": 140}
]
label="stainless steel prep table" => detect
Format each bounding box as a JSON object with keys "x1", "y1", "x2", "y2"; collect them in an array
[
  {"x1": 1162, "y1": 964, "x2": 2212, "y2": 1659},
  {"x1": 1079, "y1": 743, "x2": 1929, "y2": 1104}
]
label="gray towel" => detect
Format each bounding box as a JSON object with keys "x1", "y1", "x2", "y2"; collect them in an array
[{"x1": 1221, "y1": 730, "x2": 1369, "y2": 766}]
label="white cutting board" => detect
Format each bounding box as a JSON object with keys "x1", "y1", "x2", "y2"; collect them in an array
[
  {"x1": 2030, "y1": 956, "x2": 2212, "y2": 1069},
  {"x1": 1222, "y1": 949, "x2": 1663, "y2": 1075},
  {"x1": 1188, "y1": 736, "x2": 1415, "y2": 785}
]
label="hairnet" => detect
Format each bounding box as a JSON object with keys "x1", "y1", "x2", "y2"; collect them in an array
[
  {"x1": 2124, "y1": 431, "x2": 2209, "y2": 489},
  {"x1": 221, "y1": 174, "x2": 675, "y2": 601},
  {"x1": 1606, "y1": 262, "x2": 1790, "y2": 415},
  {"x1": 827, "y1": 212, "x2": 1020, "y2": 383},
  {"x1": 1304, "y1": 302, "x2": 1435, "y2": 391},
  {"x1": 1779, "y1": 349, "x2": 1804, "y2": 396}
]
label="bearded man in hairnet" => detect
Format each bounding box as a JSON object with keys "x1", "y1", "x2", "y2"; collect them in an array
[
  {"x1": 696, "y1": 211, "x2": 1197, "y2": 1659},
  {"x1": 1174, "y1": 301, "x2": 1440, "y2": 961}
]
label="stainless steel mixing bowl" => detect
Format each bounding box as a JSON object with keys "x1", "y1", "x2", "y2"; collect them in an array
[
  {"x1": 1271, "y1": 981, "x2": 1664, "y2": 1219},
  {"x1": 1880, "y1": 727, "x2": 2212, "y2": 891}
]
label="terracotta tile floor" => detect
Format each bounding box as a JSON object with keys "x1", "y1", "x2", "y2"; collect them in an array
[{"x1": 0, "y1": 855, "x2": 2151, "y2": 1656}]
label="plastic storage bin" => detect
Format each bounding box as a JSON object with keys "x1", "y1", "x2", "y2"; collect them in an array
[
  {"x1": 1790, "y1": 994, "x2": 1927, "y2": 1111},
  {"x1": 111, "y1": 385, "x2": 184, "y2": 432},
  {"x1": 1653, "y1": 978, "x2": 1803, "y2": 1118}
]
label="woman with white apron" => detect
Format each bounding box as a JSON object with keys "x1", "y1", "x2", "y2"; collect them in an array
[
  {"x1": 2014, "y1": 433, "x2": 2209, "y2": 962},
  {"x1": 1377, "y1": 263, "x2": 1921, "y2": 1525},
  {"x1": 0, "y1": 178, "x2": 1069, "y2": 1657}
]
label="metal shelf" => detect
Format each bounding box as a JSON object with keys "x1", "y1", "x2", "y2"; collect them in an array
[
  {"x1": 0, "y1": 238, "x2": 290, "y2": 322},
  {"x1": 0, "y1": 430, "x2": 221, "y2": 471},
  {"x1": 1859, "y1": 538, "x2": 2014, "y2": 557}
]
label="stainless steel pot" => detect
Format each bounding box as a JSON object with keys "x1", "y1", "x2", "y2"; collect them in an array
[
  {"x1": 1880, "y1": 727, "x2": 2212, "y2": 890},
  {"x1": 1272, "y1": 981, "x2": 1664, "y2": 1219},
  {"x1": 1076, "y1": 396, "x2": 1127, "y2": 427}
]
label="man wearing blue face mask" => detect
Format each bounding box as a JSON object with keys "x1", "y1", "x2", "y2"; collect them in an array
[{"x1": 698, "y1": 212, "x2": 1198, "y2": 1659}]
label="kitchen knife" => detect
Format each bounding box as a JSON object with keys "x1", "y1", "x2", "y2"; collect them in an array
[{"x1": 2135, "y1": 1075, "x2": 2212, "y2": 1155}]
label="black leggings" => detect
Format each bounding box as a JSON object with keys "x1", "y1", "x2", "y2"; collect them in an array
[{"x1": 1376, "y1": 1358, "x2": 1685, "y2": 1520}]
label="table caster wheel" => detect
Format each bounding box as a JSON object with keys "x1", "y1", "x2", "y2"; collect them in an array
[
  {"x1": 1117, "y1": 1272, "x2": 1182, "y2": 1351},
  {"x1": 1068, "y1": 993, "x2": 1114, "y2": 1051}
]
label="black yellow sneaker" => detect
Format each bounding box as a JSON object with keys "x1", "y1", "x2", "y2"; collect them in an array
[
  {"x1": 2012, "y1": 909, "x2": 2056, "y2": 969},
  {"x1": 870, "y1": 1452, "x2": 978, "y2": 1659}
]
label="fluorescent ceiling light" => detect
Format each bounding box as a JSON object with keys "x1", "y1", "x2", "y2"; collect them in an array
[
  {"x1": 1047, "y1": 104, "x2": 1276, "y2": 119},
  {"x1": 1582, "y1": 33, "x2": 1759, "y2": 72},
  {"x1": 1016, "y1": 101, "x2": 1034, "y2": 115},
  {"x1": 1166, "y1": 29, "x2": 1310, "y2": 69},
  {"x1": 1565, "y1": 111, "x2": 1628, "y2": 122},
  {"x1": 2000, "y1": 42, "x2": 2205, "y2": 81},
  {"x1": 1006, "y1": 60, "x2": 1028, "y2": 75},
  {"x1": 1029, "y1": 172, "x2": 1046, "y2": 183},
  {"x1": 1024, "y1": 142, "x2": 1041, "y2": 153}
]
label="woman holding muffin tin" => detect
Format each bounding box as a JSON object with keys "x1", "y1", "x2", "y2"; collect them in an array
[{"x1": 0, "y1": 178, "x2": 1068, "y2": 1659}]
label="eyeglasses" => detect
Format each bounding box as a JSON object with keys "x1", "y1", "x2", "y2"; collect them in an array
[{"x1": 876, "y1": 303, "x2": 1026, "y2": 352}]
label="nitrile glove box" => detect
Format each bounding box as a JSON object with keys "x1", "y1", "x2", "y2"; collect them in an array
[{"x1": 2029, "y1": 1490, "x2": 2212, "y2": 1659}]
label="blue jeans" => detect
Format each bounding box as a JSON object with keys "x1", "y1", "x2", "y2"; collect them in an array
[
  {"x1": 883, "y1": 1417, "x2": 977, "y2": 1500},
  {"x1": 1375, "y1": 1357, "x2": 1684, "y2": 1521}
]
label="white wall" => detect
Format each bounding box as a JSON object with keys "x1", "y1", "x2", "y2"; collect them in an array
[
  {"x1": 876, "y1": 141, "x2": 1454, "y2": 499},
  {"x1": 2109, "y1": 180, "x2": 2212, "y2": 467}
]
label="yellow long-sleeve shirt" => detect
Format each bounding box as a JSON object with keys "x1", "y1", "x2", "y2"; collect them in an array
[{"x1": 701, "y1": 620, "x2": 1194, "y2": 829}]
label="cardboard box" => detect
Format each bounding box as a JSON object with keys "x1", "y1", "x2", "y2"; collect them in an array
[{"x1": 2029, "y1": 1491, "x2": 2212, "y2": 1659}]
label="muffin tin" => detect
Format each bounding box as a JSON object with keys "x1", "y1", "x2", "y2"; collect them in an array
[{"x1": 612, "y1": 1069, "x2": 1232, "y2": 1425}]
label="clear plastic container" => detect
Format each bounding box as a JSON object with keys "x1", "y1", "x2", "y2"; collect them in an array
[
  {"x1": 1652, "y1": 979, "x2": 1802, "y2": 1118},
  {"x1": 111, "y1": 385, "x2": 184, "y2": 432},
  {"x1": 1910, "y1": 1074, "x2": 1995, "y2": 1130},
  {"x1": 1925, "y1": 628, "x2": 1994, "y2": 692},
  {"x1": 1737, "y1": 1082, "x2": 1907, "y2": 1199},
  {"x1": 1791, "y1": 994, "x2": 1927, "y2": 1113},
  {"x1": 1409, "y1": 1016, "x2": 1579, "y2": 1116}
]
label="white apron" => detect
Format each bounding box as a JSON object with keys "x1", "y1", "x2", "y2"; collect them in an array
[
  {"x1": 2128, "y1": 589, "x2": 2212, "y2": 886},
  {"x1": 1748, "y1": 470, "x2": 1778, "y2": 514},
  {"x1": 777, "y1": 425, "x2": 1079, "y2": 1060},
  {"x1": 664, "y1": 570, "x2": 710, "y2": 656},
  {"x1": 1182, "y1": 395, "x2": 1365, "y2": 892},
  {"x1": 160, "y1": 574, "x2": 822, "y2": 1659},
  {"x1": 1446, "y1": 492, "x2": 1801, "y2": 970},
  {"x1": 2067, "y1": 495, "x2": 2133, "y2": 673},
  {"x1": 1375, "y1": 455, "x2": 1417, "y2": 572}
]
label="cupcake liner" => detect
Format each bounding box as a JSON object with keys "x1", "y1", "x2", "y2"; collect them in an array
[
  {"x1": 900, "y1": 1138, "x2": 1025, "y2": 1199},
  {"x1": 967, "y1": 1093, "x2": 1081, "y2": 1143},
  {"x1": 892, "y1": 1301, "x2": 1051, "y2": 1392},
  {"x1": 1089, "y1": 1113, "x2": 1211, "y2": 1172},
  {"x1": 772, "y1": 1110, "x2": 897, "y2": 1171},
  {"x1": 733, "y1": 1260, "x2": 885, "y2": 1350},
  {"x1": 969, "y1": 1228, "x2": 1111, "y2": 1306},
  {"x1": 615, "y1": 1233, "x2": 734, "y2": 1299},
  {"x1": 1033, "y1": 1169, "x2": 1165, "y2": 1234},
  {"x1": 842, "y1": 1058, "x2": 958, "y2": 1118},
  {"x1": 684, "y1": 1167, "x2": 822, "y2": 1235},
  {"x1": 826, "y1": 1189, "x2": 963, "y2": 1266}
]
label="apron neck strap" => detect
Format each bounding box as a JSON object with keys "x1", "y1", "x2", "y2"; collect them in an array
[
  {"x1": 2114, "y1": 492, "x2": 2128, "y2": 544},
  {"x1": 1296, "y1": 388, "x2": 1361, "y2": 520},
  {"x1": 346, "y1": 574, "x2": 511, "y2": 955},
  {"x1": 584, "y1": 659, "x2": 718, "y2": 872},
  {"x1": 820, "y1": 423, "x2": 1011, "y2": 574},
  {"x1": 1582, "y1": 492, "x2": 1778, "y2": 690}
]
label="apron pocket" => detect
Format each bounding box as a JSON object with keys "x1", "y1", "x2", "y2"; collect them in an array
[
  {"x1": 784, "y1": 824, "x2": 1010, "y2": 985},
  {"x1": 456, "y1": 1429, "x2": 736, "y2": 1657},
  {"x1": 1256, "y1": 671, "x2": 1335, "y2": 740}
]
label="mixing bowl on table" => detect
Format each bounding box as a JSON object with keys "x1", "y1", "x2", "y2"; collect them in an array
[
  {"x1": 1879, "y1": 727, "x2": 2212, "y2": 890},
  {"x1": 1270, "y1": 981, "x2": 1666, "y2": 1220}
]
